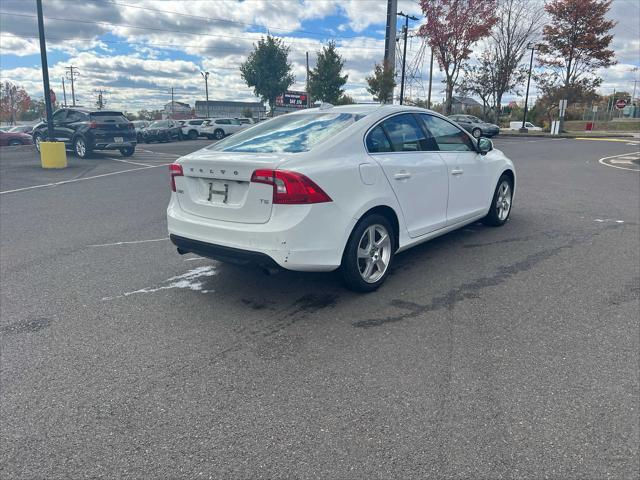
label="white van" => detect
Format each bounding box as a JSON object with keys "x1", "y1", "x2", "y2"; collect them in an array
[{"x1": 509, "y1": 121, "x2": 542, "y2": 131}]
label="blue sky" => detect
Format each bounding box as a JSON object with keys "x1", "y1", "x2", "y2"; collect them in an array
[{"x1": 0, "y1": 0, "x2": 638, "y2": 111}]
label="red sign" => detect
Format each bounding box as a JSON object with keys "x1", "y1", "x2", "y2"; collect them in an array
[
  {"x1": 49, "y1": 89, "x2": 56, "y2": 104},
  {"x1": 615, "y1": 99, "x2": 627, "y2": 109}
]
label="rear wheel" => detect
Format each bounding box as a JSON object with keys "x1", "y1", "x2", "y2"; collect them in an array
[
  {"x1": 8, "y1": 139, "x2": 22, "y2": 146},
  {"x1": 341, "y1": 214, "x2": 395, "y2": 292},
  {"x1": 33, "y1": 133, "x2": 42, "y2": 152},
  {"x1": 74, "y1": 136, "x2": 91, "y2": 158},
  {"x1": 119, "y1": 146, "x2": 135, "y2": 157},
  {"x1": 214, "y1": 129, "x2": 225, "y2": 140},
  {"x1": 188, "y1": 129, "x2": 198, "y2": 140},
  {"x1": 483, "y1": 175, "x2": 513, "y2": 226}
]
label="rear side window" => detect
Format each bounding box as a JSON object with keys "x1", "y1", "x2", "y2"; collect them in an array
[
  {"x1": 419, "y1": 115, "x2": 475, "y2": 152},
  {"x1": 189, "y1": 120, "x2": 203, "y2": 125},
  {"x1": 90, "y1": 112, "x2": 128, "y2": 123},
  {"x1": 380, "y1": 114, "x2": 435, "y2": 152},
  {"x1": 65, "y1": 110, "x2": 86, "y2": 123},
  {"x1": 366, "y1": 126, "x2": 392, "y2": 153}
]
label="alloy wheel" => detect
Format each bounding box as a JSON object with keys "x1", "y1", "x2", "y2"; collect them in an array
[
  {"x1": 75, "y1": 138, "x2": 86, "y2": 157},
  {"x1": 357, "y1": 224, "x2": 392, "y2": 283},
  {"x1": 496, "y1": 181, "x2": 512, "y2": 221}
]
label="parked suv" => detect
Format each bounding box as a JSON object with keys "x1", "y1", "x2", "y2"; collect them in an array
[
  {"x1": 181, "y1": 119, "x2": 209, "y2": 140},
  {"x1": 32, "y1": 108, "x2": 136, "y2": 158},
  {"x1": 448, "y1": 115, "x2": 500, "y2": 138},
  {"x1": 200, "y1": 118, "x2": 247, "y2": 140}
]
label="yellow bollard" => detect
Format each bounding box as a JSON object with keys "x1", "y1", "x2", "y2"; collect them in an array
[{"x1": 40, "y1": 141, "x2": 67, "y2": 169}]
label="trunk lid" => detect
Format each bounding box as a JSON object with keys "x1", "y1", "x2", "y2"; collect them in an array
[{"x1": 177, "y1": 150, "x2": 286, "y2": 223}]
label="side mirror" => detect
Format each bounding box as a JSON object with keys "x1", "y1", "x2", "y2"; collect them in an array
[{"x1": 477, "y1": 137, "x2": 493, "y2": 155}]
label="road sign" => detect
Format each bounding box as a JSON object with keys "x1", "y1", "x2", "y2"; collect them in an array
[
  {"x1": 50, "y1": 89, "x2": 56, "y2": 104},
  {"x1": 615, "y1": 99, "x2": 627, "y2": 109}
]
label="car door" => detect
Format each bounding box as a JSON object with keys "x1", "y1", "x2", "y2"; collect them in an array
[
  {"x1": 50, "y1": 109, "x2": 68, "y2": 143},
  {"x1": 61, "y1": 110, "x2": 86, "y2": 145},
  {"x1": 367, "y1": 113, "x2": 448, "y2": 237},
  {"x1": 419, "y1": 114, "x2": 493, "y2": 224}
]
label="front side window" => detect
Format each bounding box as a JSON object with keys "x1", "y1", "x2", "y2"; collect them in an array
[
  {"x1": 65, "y1": 111, "x2": 86, "y2": 123},
  {"x1": 419, "y1": 114, "x2": 475, "y2": 152},
  {"x1": 209, "y1": 112, "x2": 363, "y2": 153}
]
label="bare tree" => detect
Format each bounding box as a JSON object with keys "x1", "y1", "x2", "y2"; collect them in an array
[{"x1": 490, "y1": 0, "x2": 545, "y2": 113}]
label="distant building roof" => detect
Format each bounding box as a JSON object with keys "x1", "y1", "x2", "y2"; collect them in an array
[{"x1": 452, "y1": 96, "x2": 481, "y2": 107}]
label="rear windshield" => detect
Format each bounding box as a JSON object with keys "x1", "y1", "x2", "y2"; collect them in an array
[
  {"x1": 209, "y1": 112, "x2": 363, "y2": 153},
  {"x1": 90, "y1": 112, "x2": 128, "y2": 123}
]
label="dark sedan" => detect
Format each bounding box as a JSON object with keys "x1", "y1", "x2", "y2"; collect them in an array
[
  {"x1": 448, "y1": 114, "x2": 500, "y2": 138},
  {"x1": 140, "y1": 120, "x2": 183, "y2": 143}
]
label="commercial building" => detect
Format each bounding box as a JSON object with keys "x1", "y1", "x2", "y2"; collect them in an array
[
  {"x1": 195, "y1": 100, "x2": 266, "y2": 119},
  {"x1": 163, "y1": 101, "x2": 192, "y2": 119}
]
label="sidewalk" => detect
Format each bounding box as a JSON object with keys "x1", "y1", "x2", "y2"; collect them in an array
[{"x1": 499, "y1": 130, "x2": 637, "y2": 139}]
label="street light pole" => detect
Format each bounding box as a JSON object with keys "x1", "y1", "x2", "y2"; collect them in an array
[
  {"x1": 520, "y1": 43, "x2": 537, "y2": 133},
  {"x1": 201, "y1": 71, "x2": 210, "y2": 118},
  {"x1": 397, "y1": 12, "x2": 418, "y2": 105},
  {"x1": 36, "y1": 0, "x2": 54, "y2": 140}
]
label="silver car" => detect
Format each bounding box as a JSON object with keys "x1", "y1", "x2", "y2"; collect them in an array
[{"x1": 448, "y1": 115, "x2": 500, "y2": 138}]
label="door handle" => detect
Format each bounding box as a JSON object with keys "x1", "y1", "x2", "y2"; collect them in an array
[
  {"x1": 451, "y1": 169, "x2": 464, "y2": 176},
  {"x1": 394, "y1": 171, "x2": 412, "y2": 180}
]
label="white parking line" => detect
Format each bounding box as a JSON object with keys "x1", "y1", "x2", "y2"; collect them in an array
[
  {"x1": 0, "y1": 163, "x2": 170, "y2": 195},
  {"x1": 88, "y1": 238, "x2": 169, "y2": 247},
  {"x1": 108, "y1": 157, "x2": 153, "y2": 167},
  {"x1": 598, "y1": 152, "x2": 640, "y2": 172}
]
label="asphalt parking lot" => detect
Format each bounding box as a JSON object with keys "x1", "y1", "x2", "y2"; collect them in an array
[{"x1": 1, "y1": 136, "x2": 639, "y2": 479}]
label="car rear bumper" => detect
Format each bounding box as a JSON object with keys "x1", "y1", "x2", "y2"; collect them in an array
[
  {"x1": 167, "y1": 197, "x2": 355, "y2": 272},
  {"x1": 93, "y1": 141, "x2": 137, "y2": 149}
]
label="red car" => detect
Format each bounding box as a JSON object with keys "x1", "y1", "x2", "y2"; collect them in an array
[{"x1": 0, "y1": 130, "x2": 33, "y2": 146}]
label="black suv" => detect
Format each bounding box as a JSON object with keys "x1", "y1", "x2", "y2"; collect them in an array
[{"x1": 32, "y1": 108, "x2": 137, "y2": 158}]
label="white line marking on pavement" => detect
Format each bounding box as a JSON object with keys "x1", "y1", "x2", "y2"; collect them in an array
[
  {"x1": 0, "y1": 163, "x2": 170, "y2": 195},
  {"x1": 88, "y1": 238, "x2": 169, "y2": 247},
  {"x1": 598, "y1": 152, "x2": 640, "y2": 172},
  {"x1": 102, "y1": 266, "x2": 217, "y2": 300},
  {"x1": 108, "y1": 157, "x2": 152, "y2": 167}
]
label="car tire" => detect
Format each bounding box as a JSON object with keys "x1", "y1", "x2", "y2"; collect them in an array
[
  {"x1": 119, "y1": 146, "x2": 135, "y2": 157},
  {"x1": 482, "y1": 174, "x2": 513, "y2": 227},
  {"x1": 33, "y1": 133, "x2": 43, "y2": 152},
  {"x1": 74, "y1": 136, "x2": 91, "y2": 159},
  {"x1": 341, "y1": 214, "x2": 395, "y2": 292},
  {"x1": 188, "y1": 130, "x2": 198, "y2": 140},
  {"x1": 214, "y1": 129, "x2": 225, "y2": 140},
  {"x1": 8, "y1": 139, "x2": 22, "y2": 146},
  {"x1": 472, "y1": 128, "x2": 482, "y2": 139}
]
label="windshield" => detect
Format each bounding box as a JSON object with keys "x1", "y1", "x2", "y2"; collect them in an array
[
  {"x1": 8, "y1": 126, "x2": 28, "y2": 132},
  {"x1": 149, "y1": 121, "x2": 169, "y2": 128},
  {"x1": 209, "y1": 112, "x2": 363, "y2": 153}
]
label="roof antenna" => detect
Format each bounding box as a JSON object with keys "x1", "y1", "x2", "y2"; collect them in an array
[{"x1": 319, "y1": 102, "x2": 334, "y2": 110}]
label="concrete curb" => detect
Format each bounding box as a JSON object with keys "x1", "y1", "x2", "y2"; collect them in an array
[{"x1": 498, "y1": 132, "x2": 636, "y2": 139}]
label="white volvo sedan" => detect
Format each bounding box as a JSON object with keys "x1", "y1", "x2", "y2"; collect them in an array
[{"x1": 167, "y1": 104, "x2": 515, "y2": 291}]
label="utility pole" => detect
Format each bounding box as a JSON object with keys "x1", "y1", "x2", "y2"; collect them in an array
[
  {"x1": 170, "y1": 87, "x2": 174, "y2": 119},
  {"x1": 397, "y1": 11, "x2": 418, "y2": 105},
  {"x1": 427, "y1": 47, "x2": 434, "y2": 109},
  {"x1": 65, "y1": 65, "x2": 79, "y2": 106},
  {"x1": 383, "y1": 0, "x2": 398, "y2": 103},
  {"x1": 62, "y1": 77, "x2": 67, "y2": 107},
  {"x1": 520, "y1": 43, "x2": 538, "y2": 133},
  {"x1": 201, "y1": 71, "x2": 210, "y2": 117},
  {"x1": 36, "y1": 0, "x2": 54, "y2": 140},
  {"x1": 306, "y1": 51, "x2": 310, "y2": 107},
  {"x1": 94, "y1": 89, "x2": 108, "y2": 109}
]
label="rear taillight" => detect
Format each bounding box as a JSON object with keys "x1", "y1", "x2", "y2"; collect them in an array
[
  {"x1": 250, "y1": 169, "x2": 332, "y2": 204},
  {"x1": 170, "y1": 163, "x2": 183, "y2": 192},
  {"x1": 89, "y1": 121, "x2": 98, "y2": 129}
]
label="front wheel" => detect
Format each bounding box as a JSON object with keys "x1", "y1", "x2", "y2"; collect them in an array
[
  {"x1": 74, "y1": 136, "x2": 91, "y2": 159},
  {"x1": 8, "y1": 139, "x2": 22, "y2": 146},
  {"x1": 483, "y1": 175, "x2": 513, "y2": 226},
  {"x1": 214, "y1": 129, "x2": 225, "y2": 140},
  {"x1": 341, "y1": 214, "x2": 395, "y2": 292},
  {"x1": 120, "y1": 146, "x2": 135, "y2": 157}
]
